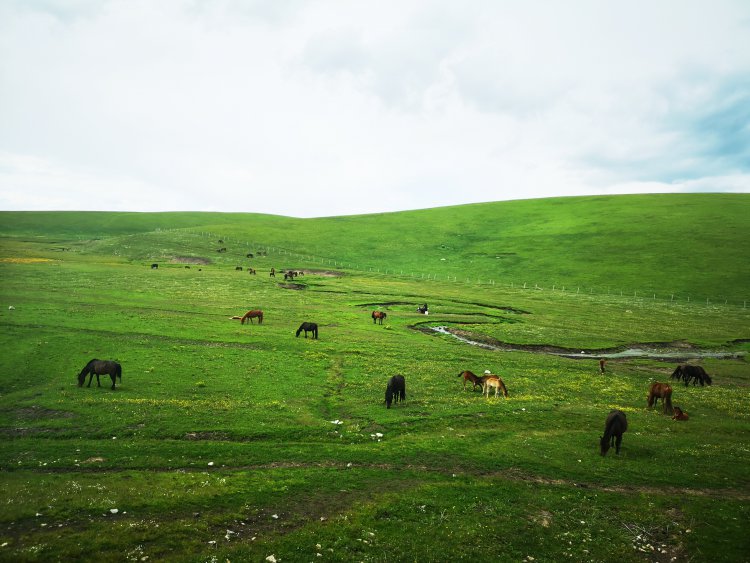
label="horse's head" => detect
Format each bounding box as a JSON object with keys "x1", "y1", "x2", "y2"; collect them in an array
[
  {"x1": 704, "y1": 374, "x2": 713, "y2": 385},
  {"x1": 599, "y1": 435, "x2": 610, "y2": 456},
  {"x1": 77, "y1": 369, "x2": 87, "y2": 387}
]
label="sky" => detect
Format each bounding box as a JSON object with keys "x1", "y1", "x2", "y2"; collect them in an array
[{"x1": 1, "y1": 1, "x2": 749, "y2": 218}]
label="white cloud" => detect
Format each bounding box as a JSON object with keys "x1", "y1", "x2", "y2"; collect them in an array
[{"x1": 0, "y1": 0, "x2": 748, "y2": 216}]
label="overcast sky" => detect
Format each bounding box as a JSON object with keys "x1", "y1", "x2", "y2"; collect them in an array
[{"x1": 1, "y1": 1, "x2": 748, "y2": 217}]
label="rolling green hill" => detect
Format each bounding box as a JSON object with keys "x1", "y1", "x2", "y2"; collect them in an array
[
  {"x1": 0, "y1": 194, "x2": 749, "y2": 562},
  {"x1": 2, "y1": 193, "x2": 748, "y2": 304}
]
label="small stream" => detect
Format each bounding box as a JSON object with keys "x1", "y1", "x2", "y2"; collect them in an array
[{"x1": 428, "y1": 326, "x2": 746, "y2": 361}]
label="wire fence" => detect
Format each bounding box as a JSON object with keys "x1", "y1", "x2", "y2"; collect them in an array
[{"x1": 166, "y1": 228, "x2": 749, "y2": 311}]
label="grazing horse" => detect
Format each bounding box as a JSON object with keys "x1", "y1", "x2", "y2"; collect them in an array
[
  {"x1": 235, "y1": 266, "x2": 243, "y2": 271},
  {"x1": 600, "y1": 410, "x2": 627, "y2": 456},
  {"x1": 270, "y1": 268, "x2": 275, "y2": 277},
  {"x1": 647, "y1": 382, "x2": 673, "y2": 414},
  {"x1": 295, "y1": 322, "x2": 318, "y2": 339},
  {"x1": 151, "y1": 263, "x2": 158, "y2": 269},
  {"x1": 78, "y1": 359, "x2": 122, "y2": 390},
  {"x1": 372, "y1": 311, "x2": 387, "y2": 325},
  {"x1": 385, "y1": 375, "x2": 406, "y2": 408},
  {"x1": 482, "y1": 375, "x2": 509, "y2": 398},
  {"x1": 672, "y1": 365, "x2": 712, "y2": 387},
  {"x1": 241, "y1": 310, "x2": 263, "y2": 325},
  {"x1": 457, "y1": 370, "x2": 484, "y2": 391},
  {"x1": 416, "y1": 303, "x2": 429, "y2": 314},
  {"x1": 672, "y1": 406, "x2": 689, "y2": 421}
]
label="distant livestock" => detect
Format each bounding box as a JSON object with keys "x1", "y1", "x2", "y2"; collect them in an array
[
  {"x1": 241, "y1": 310, "x2": 263, "y2": 325},
  {"x1": 671, "y1": 365, "x2": 712, "y2": 387},
  {"x1": 600, "y1": 410, "x2": 627, "y2": 456},
  {"x1": 78, "y1": 359, "x2": 122, "y2": 391},
  {"x1": 372, "y1": 311, "x2": 387, "y2": 324},
  {"x1": 457, "y1": 370, "x2": 484, "y2": 391},
  {"x1": 151, "y1": 263, "x2": 158, "y2": 269},
  {"x1": 672, "y1": 407, "x2": 689, "y2": 421},
  {"x1": 295, "y1": 322, "x2": 318, "y2": 339},
  {"x1": 482, "y1": 375, "x2": 509, "y2": 398},
  {"x1": 647, "y1": 382, "x2": 673, "y2": 414},
  {"x1": 385, "y1": 375, "x2": 406, "y2": 408}
]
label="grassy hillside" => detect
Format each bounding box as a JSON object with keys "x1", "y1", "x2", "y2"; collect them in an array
[
  {"x1": 0, "y1": 195, "x2": 749, "y2": 562},
  {"x1": 2, "y1": 193, "x2": 747, "y2": 304}
]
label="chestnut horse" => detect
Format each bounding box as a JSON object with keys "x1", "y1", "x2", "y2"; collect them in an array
[
  {"x1": 372, "y1": 311, "x2": 387, "y2": 325},
  {"x1": 457, "y1": 370, "x2": 484, "y2": 391},
  {"x1": 672, "y1": 406, "x2": 689, "y2": 421},
  {"x1": 482, "y1": 375, "x2": 509, "y2": 398},
  {"x1": 600, "y1": 410, "x2": 627, "y2": 456},
  {"x1": 241, "y1": 310, "x2": 263, "y2": 325},
  {"x1": 647, "y1": 382, "x2": 673, "y2": 414}
]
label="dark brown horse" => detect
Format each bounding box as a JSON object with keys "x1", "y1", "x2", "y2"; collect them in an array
[
  {"x1": 671, "y1": 365, "x2": 712, "y2": 387},
  {"x1": 457, "y1": 370, "x2": 484, "y2": 391},
  {"x1": 647, "y1": 382, "x2": 674, "y2": 414},
  {"x1": 600, "y1": 410, "x2": 627, "y2": 456},
  {"x1": 385, "y1": 375, "x2": 406, "y2": 408},
  {"x1": 372, "y1": 311, "x2": 387, "y2": 324},
  {"x1": 241, "y1": 310, "x2": 264, "y2": 325},
  {"x1": 78, "y1": 359, "x2": 122, "y2": 390}
]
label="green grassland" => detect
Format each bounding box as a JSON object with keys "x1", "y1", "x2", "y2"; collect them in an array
[{"x1": 0, "y1": 194, "x2": 749, "y2": 562}]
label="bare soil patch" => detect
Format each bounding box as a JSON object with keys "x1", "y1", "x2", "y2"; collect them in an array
[{"x1": 171, "y1": 256, "x2": 211, "y2": 265}]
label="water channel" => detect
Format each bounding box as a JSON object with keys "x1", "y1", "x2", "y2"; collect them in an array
[{"x1": 428, "y1": 325, "x2": 746, "y2": 361}]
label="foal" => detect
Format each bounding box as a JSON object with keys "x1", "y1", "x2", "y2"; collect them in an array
[
  {"x1": 457, "y1": 370, "x2": 483, "y2": 391},
  {"x1": 482, "y1": 375, "x2": 509, "y2": 398}
]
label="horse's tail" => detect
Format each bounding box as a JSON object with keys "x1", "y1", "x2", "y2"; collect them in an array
[
  {"x1": 647, "y1": 391, "x2": 654, "y2": 408},
  {"x1": 116, "y1": 363, "x2": 122, "y2": 382}
]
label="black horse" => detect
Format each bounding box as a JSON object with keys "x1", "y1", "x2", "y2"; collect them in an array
[
  {"x1": 416, "y1": 303, "x2": 429, "y2": 314},
  {"x1": 385, "y1": 375, "x2": 406, "y2": 408},
  {"x1": 671, "y1": 365, "x2": 712, "y2": 387},
  {"x1": 78, "y1": 359, "x2": 122, "y2": 390},
  {"x1": 151, "y1": 263, "x2": 158, "y2": 269},
  {"x1": 295, "y1": 322, "x2": 318, "y2": 339},
  {"x1": 600, "y1": 409, "x2": 627, "y2": 456}
]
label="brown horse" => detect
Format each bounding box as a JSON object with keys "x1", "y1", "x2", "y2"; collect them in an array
[
  {"x1": 672, "y1": 406, "x2": 689, "y2": 421},
  {"x1": 372, "y1": 311, "x2": 387, "y2": 324},
  {"x1": 647, "y1": 382, "x2": 673, "y2": 414},
  {"x1": 78, "y1": 359, "x2": 122, "y2": 390},
  {"x1": 241, "y1": 310, "x2": 264, "y2": 325},
  {"x1": 482, "y1": 375, "x2": 509, "y2": 398},
  {"x1": 457, "y1": 370, "x2": 484, "y2": 391}
]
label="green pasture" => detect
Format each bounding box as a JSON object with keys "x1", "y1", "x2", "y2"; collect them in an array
[{"x1": 1, "y1": 195, "x2": 749, "y2": 562}]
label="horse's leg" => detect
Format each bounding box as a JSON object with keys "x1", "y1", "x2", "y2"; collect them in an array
[
  {"x1": 86, "y1": 373, "x2": 93, "y2": 387},
  {"x1": 96, "y1": 374, "x2": 101, "y2": 387},
  {"x1": 110, "y1": 374, "x2": 116, "y2": 390}
]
